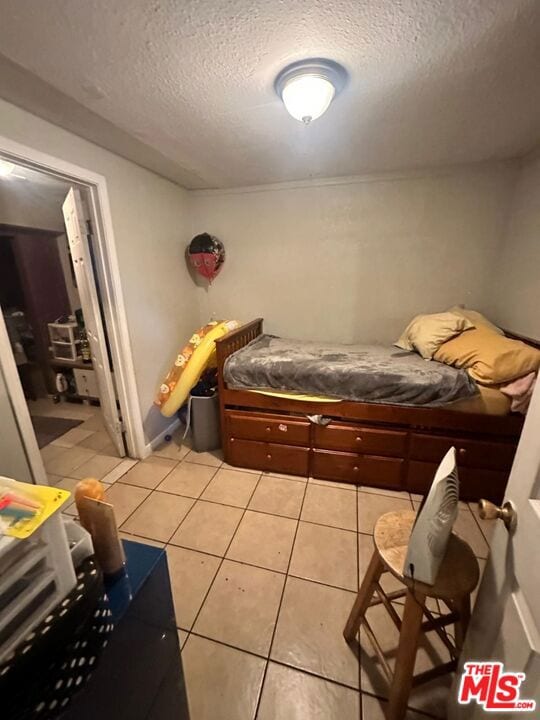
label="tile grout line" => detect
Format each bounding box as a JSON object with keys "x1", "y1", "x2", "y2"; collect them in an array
[
  {"x1": 358, "y1": 487, "x2": 415, "y2": 502},
  {"x1": 66, "y1": 455, "x2": 126, "y2": 482},
  {"x1": 109, "y1": 487, "x2": 157, "y2": 530},
  {"x1": 112, "y1": 457, "x2": 268, "y2": 544},
  {"x1": 44, "y1": 445, "x2": 100, "y2": 476},
  {"x1": 119, "y1": 463, "x2": 222, "y2": 543},
  {"x1": 361, "y1": 689, "x2": 441, "y2": 720},
  {"x1": 467, "y1": 502, "x2": 493, "y2": 548},
  {"x1": 121, "y1": 484, "x2": 438, "y2": 588},
  {"x1": 186, "y1": 628, "x2": 365, "y2": 693},
  {"x1": 183, "y1": 628, "x2": 365, "y2": 696},
  {"x1": 50, "y1": 453, "x2": 134, "y2": 485},
  {"x1": 188, "y1": 630, "x2": 268, "y2": 661},
  {"x1": 80, "y1": 479, "x2": 487, "y2": 559},
  {"x1": 121, "y1": 475, "x2": 379, "y2": 533},
  {"x1": 262, "y1": 472, "x2": 309, "y2": 484},
  {"x1": 119, "y1": 529, "x2": 165, "y2": 548},
  {"x1": 42, "y1": 415, "x2": 121, "y2": 475},
  {"x1": 356, "y1": 483, "x2": 362, "y2": 718},
  {"x1": 119, "y1": 452, "x2": 220, "y2": 492},
  {"x1": 43, "y1": 441, "x2": 124, "y2": 476},
  {"x1": 104, "y1": 454, "x2": 189, "y2": 531},
  {"x1": 100, "y1": 457, "x2": 139, "y2": 485},
  {"x1": 178, "y1": 630, "x2": 189, "y2": 651},
  {"x1": 157, "y1": 464, "x2": 222, "y2": 542},
  {"x1": 269, "y1": 657, "x2": 362, "y2": 695},
  {"x1": 252, "y1": 475, "x2": 310, "y2": 720},
  {"x1": 185, "y1": 472, "x2": 265, "y2": 639},
  {"x1": 119, "y1": 478, "x2": 367, "y2": 534},
  {"x1": 164, "y1": 550, "x2": 361, "y2": 598}
]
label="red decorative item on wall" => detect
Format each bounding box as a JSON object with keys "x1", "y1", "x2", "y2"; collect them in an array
[{"x1": 188, "y1": 233, "x2": 225, "y2": 282}]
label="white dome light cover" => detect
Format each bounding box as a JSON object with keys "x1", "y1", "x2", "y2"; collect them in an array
[
  {"x1": 0, "y1": 159, "x2": 15, "y2": 177},
  {"x1": 275, "y1": 59, "x2": 347, "y2": 125}
]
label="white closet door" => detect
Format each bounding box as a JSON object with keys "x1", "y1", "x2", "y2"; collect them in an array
[
  {"x1": 62, "y1": 187, "x2": 125, "y2": 457},
  {"x1": 449, "y1": 382, "x2": 540, "y2": 717}
]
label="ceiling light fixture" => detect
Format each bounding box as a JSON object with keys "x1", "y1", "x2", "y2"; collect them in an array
[
  {"x1": 275, "y1": 59, "x2": 347, "y2": 125},
  {"x1": 0, "y1": 159, "x2": 15, "y2": 177}
]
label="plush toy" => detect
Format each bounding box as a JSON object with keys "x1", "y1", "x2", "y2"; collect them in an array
[{"x1": 188, "y1": 232, "x2": 225, "y2": 282}]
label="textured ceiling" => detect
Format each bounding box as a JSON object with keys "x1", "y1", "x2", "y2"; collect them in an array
[{"x1": 0, "y1": 0, "x2": 539, "y2": 189}]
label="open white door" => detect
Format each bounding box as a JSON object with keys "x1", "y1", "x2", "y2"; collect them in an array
[
  {"x1": 62, "y1": 187, "x2": 125, "y2": 457},
  {"x1": 448, "y1": 385, "x2": 540, "y2": 717}
]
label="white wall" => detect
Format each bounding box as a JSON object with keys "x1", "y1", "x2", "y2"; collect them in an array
[
  {"x1": 0, "y1": 363, "x2": 33, "y2": 483},
  {"x1": 0, "y1": 180, "x2": 64, "y2": 231},
  {"x1": 0, "y1": 98, "x2": 198, "y2": 444},
  {"x1": 484, "y1": 155, "x2": 540, "y2": 339},
  {"x1": 190, "y1": 164, "x2": 517, "y2": 344}
]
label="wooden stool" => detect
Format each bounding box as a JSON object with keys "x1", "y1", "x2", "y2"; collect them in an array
[{"x1": 344, "y1": 510, "x2": 479, "y2": 720}]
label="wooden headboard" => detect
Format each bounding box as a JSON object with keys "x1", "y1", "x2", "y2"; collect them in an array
[
  {"x1": 214, "y1": 321, "x2": 540, "y2": 361},
  {"x1": 215, "y1": 318, "x2": 263, "y2": 393}
]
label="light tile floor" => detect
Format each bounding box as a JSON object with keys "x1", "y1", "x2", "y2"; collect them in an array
[
  {"x1": 31, "y1": 398, "x2": 122, "y2": 460},
  {"x1": 39, "y1": 421, "x2": 492, "y2": 720}
]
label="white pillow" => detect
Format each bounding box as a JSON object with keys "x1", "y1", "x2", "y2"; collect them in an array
[{"x1": 395, "y1": 312, "x2": 474, "y2": 360}]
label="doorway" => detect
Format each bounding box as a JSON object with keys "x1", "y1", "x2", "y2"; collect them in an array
[
  {"x1": 0, "y1": 141, "x2": 145, "y2": 489},
  {"x1": 0, "y1": 161, "x2": 125, "y2": 474}
]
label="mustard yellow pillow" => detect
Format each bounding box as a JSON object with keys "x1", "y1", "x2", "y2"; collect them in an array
[
  {"x1": 447, "y1": 306, "x2": 504, "y2": 335},
  {"x1": 434, "y1": 326, "x2": 540, "y2": 385},
  {"x1": 395, "y1": 312, "x2": 474, "y2": 359}
]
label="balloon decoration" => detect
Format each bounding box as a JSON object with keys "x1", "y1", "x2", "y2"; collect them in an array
[{"x1": 188, "y1": 233, "x2": 225, "y2": 283}]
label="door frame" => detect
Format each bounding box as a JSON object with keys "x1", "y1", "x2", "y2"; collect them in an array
[{"x1": 0, "y1": 134, "x2": 145, "y2": 459}]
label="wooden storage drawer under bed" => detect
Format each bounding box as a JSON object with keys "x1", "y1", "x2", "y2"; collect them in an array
[
  {"x1": 225, "y1": 411, "x2": 310, "y2": 447},
  {"x1": 312, "y1": 449, "x2": 404, "y2": 489},
  {"x1": 313, "y1": 422, "x2": 407, "y2": 457},
  {"x1": 410, "y1": 434, "x2": 516, "y2": 471},
  {"x1": 216, "y1": 319, "x2": 525, "y2": 500},
  {"x1": 407, "y1": 460, "x2": 507, "y2": 503},
  {"x1": 227, "y1": 437, "x2": 309, "y2": 476}
]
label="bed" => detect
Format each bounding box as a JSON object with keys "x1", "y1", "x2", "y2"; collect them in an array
[
  {"x1": 224, "y1": 335, "x2": 479, "y2": 406},
  {"x1": 216, "y1": 319, "x2": 533, "y2": 503}
]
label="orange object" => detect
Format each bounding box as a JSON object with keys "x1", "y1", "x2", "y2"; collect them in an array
[
  {"x1": 75, "y1": 479, "x2": 125, "y2": 576},
  {"x1": 75, "y1": 478, "x2": 105, "y2": 505}
]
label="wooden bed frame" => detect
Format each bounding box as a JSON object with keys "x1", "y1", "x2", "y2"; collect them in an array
[{"x1": 216, "y1": 319, "x2": 532, "y2": 503}]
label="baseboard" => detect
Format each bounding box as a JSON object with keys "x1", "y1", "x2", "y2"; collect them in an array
[{"x1": 142, "y1": 417, "x2": 181, "y2": 459}]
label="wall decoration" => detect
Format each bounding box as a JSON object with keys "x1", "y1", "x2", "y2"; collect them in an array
[{"x1": 188, "y1": 232, "x2": 225, "y2": 283}]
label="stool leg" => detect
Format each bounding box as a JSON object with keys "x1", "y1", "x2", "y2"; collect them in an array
[
  {"x1": 454, "y1": 594, "x2": 471, "y2": 653},
  {"x1": 387, "y1": 589, "x2": 425, "y2": 720},
  {"x1": 343, "y1": 550, "x2": 384, "y2": 642}
]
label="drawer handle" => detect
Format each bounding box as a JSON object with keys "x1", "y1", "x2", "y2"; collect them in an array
[
  {"x1": 356, "y1": 436, "x2": 362, "y2": 442},
  {"x1": 458, "y1": 448, "x2": 467, "y2": 456},
  {"x1": 266, "y1": 427, "x2": 271, "y2": 432},
  {"x1": 278, "y1": 423, "x2": 288, "y2": 432},
  {"x1": 353, "y1": 466, "x2": 359, "y2": 472},
  {"x1": 267, "y1": 454, "x2": 272, "y2": 460},
  {"x1": 230, "y1": 438, "x2": 235, "y2": 443}
]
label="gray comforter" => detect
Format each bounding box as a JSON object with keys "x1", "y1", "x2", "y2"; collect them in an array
[{"x1": 224, "y1": 334, "x2": 478, "y2": 406}]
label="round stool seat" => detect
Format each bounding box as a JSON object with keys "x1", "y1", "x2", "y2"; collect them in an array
[{"x1": 374, "y1": 510, "x2": 479, "y2": 601}]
